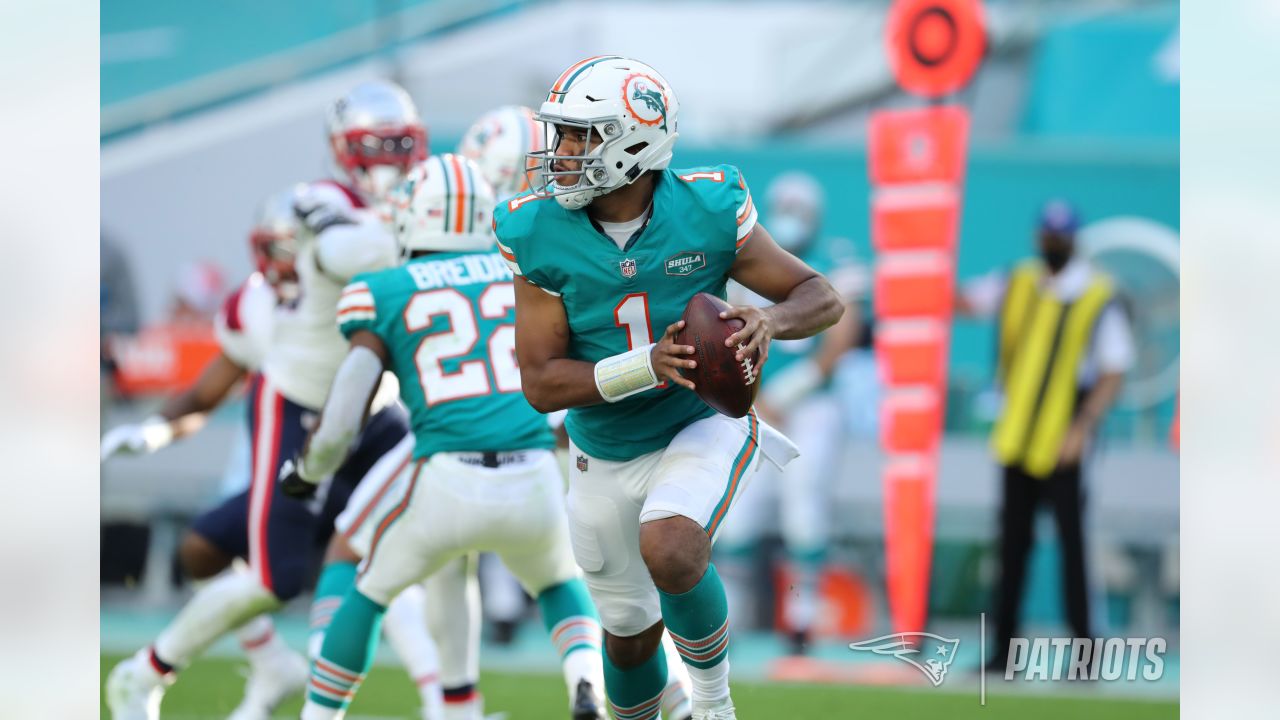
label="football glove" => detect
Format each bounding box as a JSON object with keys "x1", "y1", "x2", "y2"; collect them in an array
[
  {"x1": 278, "y1": 457, "x2": 319, "y2": 499},
  {"x1": 293, "y1": 186, "x2": 356, "y2": 237},
  {"x1": 101, "y1": 416, "x2": 174, "y2": 461}
]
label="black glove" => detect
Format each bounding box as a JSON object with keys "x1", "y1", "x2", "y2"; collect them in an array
[
  {"x1": 293, "y1": 190, "x2": 356, "y2": 237},
  {"x1": 279, "y1": 457, "x2": 318, "y2": 499}
]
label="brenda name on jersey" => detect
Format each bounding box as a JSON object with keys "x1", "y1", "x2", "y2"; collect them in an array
[{"x1": 405, "y1": 253, "x2": 513, "y2": 290}]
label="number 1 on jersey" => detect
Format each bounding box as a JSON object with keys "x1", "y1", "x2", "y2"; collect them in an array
[
  {"x1": 614, "y1": 293, "x2": 666, "y2": 389},
  {"x1": 614, "y1": 293, "x2": 653, "y2": 349}
]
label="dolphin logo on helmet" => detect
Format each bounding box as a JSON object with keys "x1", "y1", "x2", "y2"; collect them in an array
[{"x1": 625, "y1": 74, "x2": 669, "y2": 131}]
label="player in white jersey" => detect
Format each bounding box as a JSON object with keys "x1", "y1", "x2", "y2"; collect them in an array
[
  {"x1": 106, "y1": 80, "x2": 428, "y2": 720},
  {"x1": 103, "y1": 189, "x2": 314, "y2": 718}
]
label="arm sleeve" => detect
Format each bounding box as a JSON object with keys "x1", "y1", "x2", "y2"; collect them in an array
[
  {"x1": 299, "y1": 346, "x2": 385, "y2": 480},
  {"x1": 1091, "y1": 303, "x2": 1137, "y2": 375},
  {"x1": 336, "y1": 280, "x2": 378, "y2": 338},
  {"x1": 315, "y1": 213, "x2": 398, "y2": 282}
]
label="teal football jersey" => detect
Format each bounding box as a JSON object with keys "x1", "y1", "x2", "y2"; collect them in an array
[
  {"x1": 494, "y1": 165, "x2": 758, "y2": 462},
  {"x1": 337, "y1": 252, "x2": 555, "y2": 459}
]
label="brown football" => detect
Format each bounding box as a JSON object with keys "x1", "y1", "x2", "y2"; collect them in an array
[{"x1": 675, "y1": 292, "x2": 760, "y2": 418}]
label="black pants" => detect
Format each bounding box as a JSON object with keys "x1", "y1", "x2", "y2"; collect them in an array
[{"x1": 990, "y1": 462, "x2": 1091, "y2": 662}]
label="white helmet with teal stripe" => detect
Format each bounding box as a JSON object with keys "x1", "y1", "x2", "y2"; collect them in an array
[
  {"x1": 457, "y1": 105, "x2": 544, "y2": 201},
  {"x1": 527, "y1": 56, "x2": 680, "y2": 210},
  {"x1": 391, "y1": 154, "x2": 496, "y2": 255}
]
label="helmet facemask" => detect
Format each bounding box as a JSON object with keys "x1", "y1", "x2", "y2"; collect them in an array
[
  {"x1": 326, "y1": 80, "x2": 428, "y2": 205},
  {"x1": 249, "y1": 228, "x2": 300, "y2": 301},
  {"x1": 526, "y1": 113, "x2": 673, "y2": 211},
  {"x1": 526, "y1": 115, "x2": 613, "y2": 210},
  {"x1": 331, "y1": 126, "x2": 427, "y2": 204},
  {"x1": 250, "y1": 188, "x2": 304, "y2": 302}
]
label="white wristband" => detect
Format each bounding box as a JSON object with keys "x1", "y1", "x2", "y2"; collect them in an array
[{"x1": 594, "y1": 343, "x2": 660, "y2": 402}]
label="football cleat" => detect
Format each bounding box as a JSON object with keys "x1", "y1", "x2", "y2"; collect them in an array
[
  {"x1": 105, "y1": 649, "x2": 169, "y2": 720},
  {"x1": 570, "y1": 678, "x2": 607, "y2": 720},
  {"x1": 691, "y1": 697, "x2": 737, "y2": 720},
  {"x1": 226, "y1": 646, "x2": 309, "y2": 720}
]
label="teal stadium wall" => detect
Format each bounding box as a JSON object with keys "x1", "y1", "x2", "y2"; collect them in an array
[{"x1": 673, "y1": 139, "x2": 1179, "y2": 442}]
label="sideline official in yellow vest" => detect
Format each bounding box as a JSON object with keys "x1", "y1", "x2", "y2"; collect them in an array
[{"x1": 956, "y1": 200, "x2": 1135, "y2": 672}]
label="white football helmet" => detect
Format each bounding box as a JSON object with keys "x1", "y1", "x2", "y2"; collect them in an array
[
  {"x1": 456, "y1": 105, "x2": 544, "y2": 201},
  {"x1": 527, "y1": 56, "x2": 680, "y2": 210},
  {"x1": 765, "y1": 171, "x2": 825, "y2": 254},
  {"x1": 327, "y1": 80, "x2": 429, "y2": 204},
  {"x1": 249, "y1": 189, "x2": 301, "y2": 299},
  {"x1": 391, "y1": 154, "x2": 496, "y2": 255}
]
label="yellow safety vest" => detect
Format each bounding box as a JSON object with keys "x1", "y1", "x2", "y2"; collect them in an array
[{"x1": 991, "y1": 260, "x2": 1114, "y2": 478}]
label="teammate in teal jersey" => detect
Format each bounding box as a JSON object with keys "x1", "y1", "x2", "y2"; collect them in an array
[
  {"x1": 716, "y1": 171, "x2": 868, "y2": 656},
  {"x1": 282, "y1": 154, "x2": 608, "y2": 720},
  {"x1": 494, "y1": 57, "x2": 845, "y2": 720}
]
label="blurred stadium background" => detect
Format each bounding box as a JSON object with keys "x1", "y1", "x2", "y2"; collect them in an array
[{"x1": 100, "y1": 0, "x2": 1179, "y2": 716}]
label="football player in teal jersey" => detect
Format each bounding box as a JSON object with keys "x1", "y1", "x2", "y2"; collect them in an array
[
  {"x1": 494, "y1": 57, "x2": 845, "y2": 720},
  {"x1": 283, "y1": 154, "x2": 608, "y2": 720}
]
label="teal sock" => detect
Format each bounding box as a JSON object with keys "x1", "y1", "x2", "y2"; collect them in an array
[
  {"x1": 536, "y1": 579, "x2": 602, "y2": 659},
  {"x1": 309, "y1": 561, "x2": 357, "y2": 655},
  {"x1": 659, "y1": 564, "x2": 732, "y2": 704},
  {"x1": 603, "y1": 643, "x2": 667, "y2": 720},
  {"x1": 306, "y1": 590, "x2": 385, "y2": 710}
]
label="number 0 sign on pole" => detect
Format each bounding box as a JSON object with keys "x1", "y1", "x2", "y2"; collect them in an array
[{"x1": 871, "y1": 0, "x2": 985, "y2": 644}]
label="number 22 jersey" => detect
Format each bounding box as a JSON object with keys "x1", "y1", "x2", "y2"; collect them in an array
[
  {"x1": 494, "y1": 165, "x2": 758, "y2": 462},
  {"x1": 337, "y1": 251, "x2": 554, "y2": 459}
]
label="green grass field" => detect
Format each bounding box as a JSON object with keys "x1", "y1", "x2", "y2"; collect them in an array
[{"x1": 101, "y1": 654, "x2": 1177, "y2": 719}]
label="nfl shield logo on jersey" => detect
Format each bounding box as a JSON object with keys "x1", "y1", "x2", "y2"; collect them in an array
[
  {"x1": 619, "y1": 258, "x2": 637, "y2": 278},
  {"x1": 576, "y1": 455, "x2": 589, "y2": 472}
]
